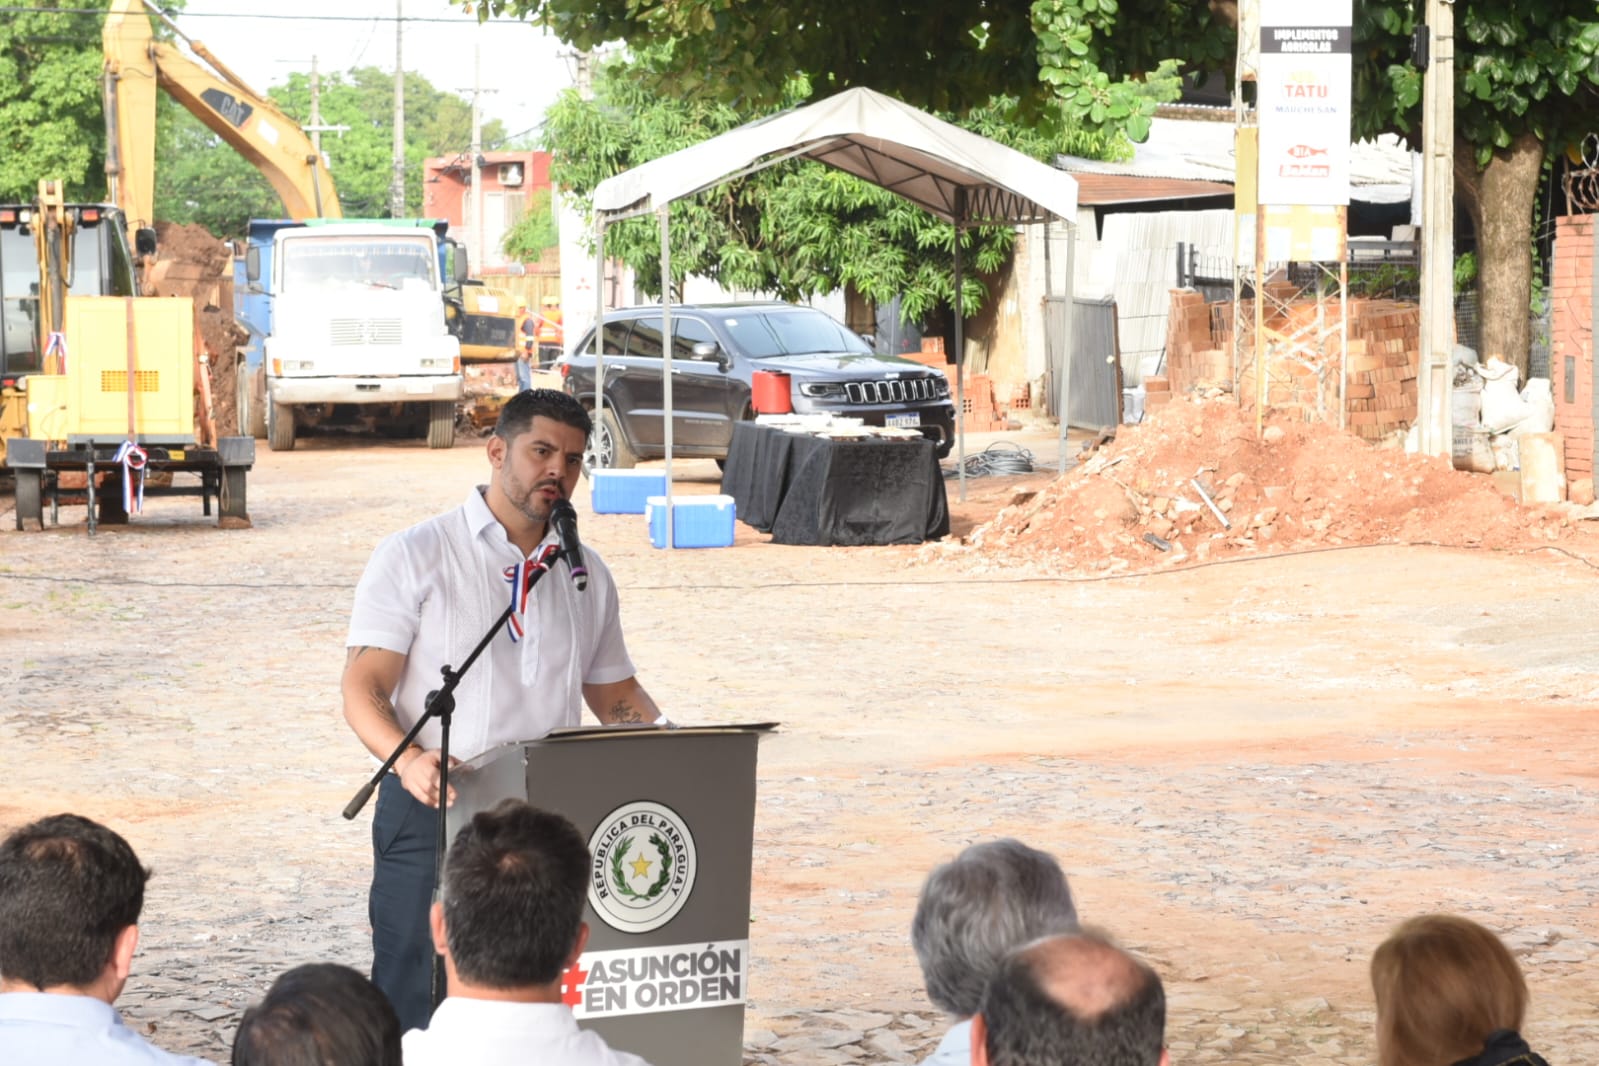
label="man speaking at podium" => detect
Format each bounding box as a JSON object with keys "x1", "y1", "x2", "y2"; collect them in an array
[{"x1": 340, "y1": 389, "x2": 666, "y2": 1031}]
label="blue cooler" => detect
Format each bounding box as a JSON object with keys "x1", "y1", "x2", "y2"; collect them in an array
[
  {"x1": 590, "y1": 469, "x2": 668, "y2": 514},
  {"x1": 645, "y1": 495, "x2": 736, "y2": 549}
]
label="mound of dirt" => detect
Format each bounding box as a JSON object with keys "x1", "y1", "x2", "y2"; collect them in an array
[
  {"x1": 961, "y1": 395, "x2": 1581, "y2": 574},
  {"x1": 148, "y1": 222, "x2": 246, "y2": 438}
]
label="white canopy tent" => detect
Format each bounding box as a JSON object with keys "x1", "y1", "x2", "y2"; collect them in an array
[{"x1": 585, "y1": 87, "x2": 1081, "y2": 539}]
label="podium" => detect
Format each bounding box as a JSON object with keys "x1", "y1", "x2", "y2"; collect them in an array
[{"x1": 448, "y1": 723, "x2": 775, "y2": 1066}]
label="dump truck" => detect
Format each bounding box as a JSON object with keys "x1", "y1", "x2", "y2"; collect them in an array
[{"x1": 235, "y1": 219, "x2": 465, "y2": 450}]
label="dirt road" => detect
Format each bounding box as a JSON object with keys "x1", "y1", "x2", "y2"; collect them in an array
[{"x1": 2, "y1": 428, "x2": 1595, "y2": 1064}]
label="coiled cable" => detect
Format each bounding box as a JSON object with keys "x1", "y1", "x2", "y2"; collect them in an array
[{"x1": 943, "y1": 441, "x2": 1037, "y2": 478}]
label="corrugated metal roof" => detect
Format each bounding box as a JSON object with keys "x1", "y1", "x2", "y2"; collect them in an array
[
  {"x1": 1056, "y1": 116, "x2": 1413, "y2": 204},
  {"x1": 1074, "y1": 173, "x2": 1234, "y2": 206}
]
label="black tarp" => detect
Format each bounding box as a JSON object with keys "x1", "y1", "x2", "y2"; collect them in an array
[{"x1": 719, "y1": 423, "x2": 949, "y2": 546}]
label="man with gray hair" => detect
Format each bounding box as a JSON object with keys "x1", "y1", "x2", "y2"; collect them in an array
[
  {"x1": 910, "y1": 839, "x2": 1080, "y2": 1066},
  {"x1": 972, "y1": 933, "x2": 1168, "y2": 1066}
]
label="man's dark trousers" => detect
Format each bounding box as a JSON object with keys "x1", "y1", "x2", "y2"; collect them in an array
[{"x1": 370, "y1": 775, "x2": 439, "y2": 1032}]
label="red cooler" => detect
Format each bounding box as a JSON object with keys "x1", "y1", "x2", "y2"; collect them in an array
[{"x1": 751, "y1": 369, "x2": 793, "y2": 414}]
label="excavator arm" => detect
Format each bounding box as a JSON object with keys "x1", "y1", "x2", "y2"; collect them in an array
[{"x1": 102, "y1": 0, "x2": 340, "y2": 242}]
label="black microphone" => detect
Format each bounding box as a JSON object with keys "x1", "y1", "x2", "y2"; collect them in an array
[{"x1": 549, "y1": 498, "x2": 588, "y2": 592}]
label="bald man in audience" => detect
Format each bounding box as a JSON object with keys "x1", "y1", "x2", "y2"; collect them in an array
[{"x1": 972, "y1": 933, "x2": 1168, "y2": 1066}]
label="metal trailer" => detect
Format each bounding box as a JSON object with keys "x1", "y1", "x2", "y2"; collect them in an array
[{"x1": 9, "y1": 435, "x2": 252, "y2": 534}]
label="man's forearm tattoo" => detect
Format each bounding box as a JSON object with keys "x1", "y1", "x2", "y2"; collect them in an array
[
  {"x1": 348, "y1": 646, "x2": 399, "y2": 726},
  {"x1": 608, "y1": 700, "x2": 648, "y2": 723}
]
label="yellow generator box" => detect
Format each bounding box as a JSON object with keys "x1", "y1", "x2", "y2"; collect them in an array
[
  {"x1": 62, "y1": 296, "x2": 195, "y2": 440},
  {"x1": 23, "y1": 374, "x2": 71, "y2": 440}
]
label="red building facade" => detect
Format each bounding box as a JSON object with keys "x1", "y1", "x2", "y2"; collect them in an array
[{"x1": 422, "y1": 150, "x2": 552, "y2": 270}]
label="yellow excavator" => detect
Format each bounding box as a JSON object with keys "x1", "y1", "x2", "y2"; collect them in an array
[
  {"x1": 2, "y1": 180, "x2": 253, "y2": 531},
  {"x1": 100, "y1": 0, "x2": 518, "y2": 367}
]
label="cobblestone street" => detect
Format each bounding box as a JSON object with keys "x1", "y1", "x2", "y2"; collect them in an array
[{"x1": 2, "y1": 435, "x2": 1595, "y2": 1064}]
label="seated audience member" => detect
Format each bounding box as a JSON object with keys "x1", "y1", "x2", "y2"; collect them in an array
[
  {"x1": 232, "y1": 963, "x2": 400, "y2": 1066},
  {"x1": 911, "y1": 839, "x2": 1080, "y2": 1066},
  {"x1": 1371, "y1": 914, "x2": 1551, "y2": 1066},
  {"x1": 0, "y1": 813, "x2": 213, "y2": 1065},
  {"x1": 972, "y1": 933, "x2": 1168, "y2": 1066},
  {"x1": 402, "y1": 799, "x2": 652, "y2": 1066}
]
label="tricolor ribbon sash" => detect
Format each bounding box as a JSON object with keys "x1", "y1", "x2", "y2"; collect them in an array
[
  {"x1": 502, "y1": 543, "x2": 560, "y2": 642},
  {"x1": 44, "y1": 332, "x2": 67, "y2": 372},
  {"x1": 112, "y1": 440, "x2": 148, "y2": 514}
]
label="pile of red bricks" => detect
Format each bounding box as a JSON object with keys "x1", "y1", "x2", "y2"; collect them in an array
[
  {"x1": 1165, "y1": 291, "x2": 1232, "y2": 386},
  {"x1": 956, "y1": 374, "x2": 1008, "y2": 433},
  {"x1": 1164, "y1": 290, "x2": 1421, "y2": 439},
  {"x1": 901, "y1": 336, "x2": 949, "y2": 370},
  {"x1": 1144, "y1": 374, "x2": 1172, "y2": 410},
  {"x1": 902, "y1": 336, "x2": 1017, "y2": 431},
  {"x1": 1341, "y1": 304, "x2": 1420, "y2": 441}
]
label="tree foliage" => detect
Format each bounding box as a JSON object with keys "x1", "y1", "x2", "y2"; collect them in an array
[
  {"x1": 1352, "y1": 3, "x2": 1599, "y2": 162},
  {"x1": 501, "y1": 185, "x2": 559, "y2": 260},
  {"x1": 473, "y1": 0, "x2": 1230, "y2": 143},
  {"x1": 1349, "y1": 1, "x2": 1599, "y2": 372},
  {"x1": 545, "y1": 49, "x2": 1125, "y2": 319},
  {"x1": 0, "y1": 0, "x2": 504, "y2": 235},
  {"x1": 0, "y1": 2, "x2": 119, "y2": 202},
  {"x1": 155, "y1": 67, "x2": 508, "y2": 237}
]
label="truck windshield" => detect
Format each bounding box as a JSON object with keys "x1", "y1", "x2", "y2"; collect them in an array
[{"x1": 281, "y1": 236, "x2": 436, "y2": 292}]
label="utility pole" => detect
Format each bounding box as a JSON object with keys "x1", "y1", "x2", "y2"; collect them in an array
[
  {"x1": 575, "y1": 50, "x2": 593, "y2": 100},
  {"x1": 470, "y1": 34, "x2": 483, "y2": 275},
  {"x1": 1415, "y1": 0, "x2": 1454, "y2": 456},
  {"x1": 303, "y1": 55, "x2": 349, "y2": 219},
  {"x1": 309, "y1": 55, "x2": 323, "y2": 160},
  {"x1": 389, "y1": 0, "x2": 406, "y2": 219}
]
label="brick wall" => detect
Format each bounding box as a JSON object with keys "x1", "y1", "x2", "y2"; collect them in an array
[
  {"x1": 1165, "y1": 290, "x2": 1420, "y2": 439},
  {"x1": 1551, "y1": 215, "x2": 1595, "y2": 480}
]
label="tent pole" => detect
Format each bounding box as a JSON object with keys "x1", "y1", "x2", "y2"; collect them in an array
[
  {"x1": 1057, "y1": 220, "x2": 1076, "y2": 471},
  {"x1": 594, "y1": 217, "x2": 606, "y2": 464},
  {"x1": 954, "y1": 221, "x2": 967, "y2": 502},
  {"x1": 659, "y1": 207, "x2": 675, "y2": 549}
]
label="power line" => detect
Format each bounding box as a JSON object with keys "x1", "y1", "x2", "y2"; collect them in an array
[{"x1": 0, "y1": 6, "x2": 537, "y2": 24}]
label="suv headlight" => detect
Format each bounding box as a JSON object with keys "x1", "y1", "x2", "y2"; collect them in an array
[
  {"x1": 798, "y1": 381, "x2": 845, "y2": 398},
  {"x1": 931, "y1": 376, "x2": 951, "y2": 398}
]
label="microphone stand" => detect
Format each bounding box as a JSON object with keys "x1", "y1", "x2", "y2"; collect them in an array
[{"x1": 342, "y1": 545, "x2": 567, "y2": 1012}]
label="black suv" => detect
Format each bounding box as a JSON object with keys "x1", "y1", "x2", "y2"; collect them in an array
[{"x1": 557, "y1": 302, "x2": 956, "y2": 468}]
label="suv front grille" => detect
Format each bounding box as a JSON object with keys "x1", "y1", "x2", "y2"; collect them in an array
[{"x1": 844, "y1": 377, "x2": 941, "y2": 404}]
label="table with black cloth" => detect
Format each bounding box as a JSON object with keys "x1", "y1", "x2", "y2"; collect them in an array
[{"x1": 719, "y1": 421, "x2": 950, "y2": 546}]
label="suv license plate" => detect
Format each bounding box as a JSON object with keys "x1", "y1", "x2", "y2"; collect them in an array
[{"x1": 886, "y1": 413, "x2": 920, "y2": 428}]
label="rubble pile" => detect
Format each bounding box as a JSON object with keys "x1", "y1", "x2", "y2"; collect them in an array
[
  {"x1": 963, "y1": 393, "x2": 1582, "y2": 573},
  {"x1": 147, "y1": 222, "x2": 247, "y2": 437}
]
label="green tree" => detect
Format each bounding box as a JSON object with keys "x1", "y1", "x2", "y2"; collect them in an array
[
  {"x1": 545, "y1": 49, "x2": 1123, "y2": 320},
  {"x1": 1350, "y1": 2, "x2": 1599, "y2": 377},
  {"x1": 153, "y1": 101, "x2": 279, "y2": 238},
  {"x1": 155, "y1": 65, "x2": 509, "y2": 235},
  {"x1": 502, "y1": 185, "x2": 559, "y2": 260},
  {"x1": 0, "y1": 3, "x2": 116, "y2": 201},
  {"x1": 471, "y1": 0, "x2": 1229, "y2": 142}
]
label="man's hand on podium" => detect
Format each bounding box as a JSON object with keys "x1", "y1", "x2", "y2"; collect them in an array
[{"x1": 398, "y1": 747, "x2": 461, "y2": 808}]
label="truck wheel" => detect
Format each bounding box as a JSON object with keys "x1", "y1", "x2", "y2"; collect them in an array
[
  {"x1": 427, "y1": 401, "x2": 456, "y2": 449},
  {"x1": 219, "y1": 466, "x2": 248, "y2": 521},
  {"x1": 240, "y1": 364, "x2": 266, "y2": 439},
  {"x1": 268, "y1": 400, "x2": 296, "y2": 451},
  {"x1": 586, "y1": 406, "x2": 636, "y2": 473},
  {"x1": 15, "y1": 470, "x2": 43, "y2": 531}
]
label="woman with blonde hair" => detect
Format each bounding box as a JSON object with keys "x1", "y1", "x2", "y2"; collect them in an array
[{"x1": 1370, "y1": 914, "x2": 1550, "y2": 1066}]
